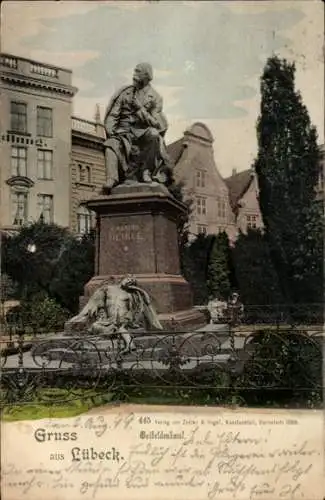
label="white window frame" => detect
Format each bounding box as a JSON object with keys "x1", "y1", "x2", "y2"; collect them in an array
[
  {"x1": 217, "y1": 196, "x2": 226, "y2": 219},
  {"x1": 246, "y1": 214, "x2": 258, "y2": 229},
  {"x1": 10, "y1": 101, "x2": 27, "y2": 133},
  {"x1": 38, "y1": 194, "x2": 54, "y2": 223},
  {"x1": 11, "y1": 146, "x2": 27, "y2": 177},
  {"x1": 197, "y1": 224, "x2": 207, "y2": 235},
  {"x1": 196, "y1": 196, "x2": 207, "y2": 216},
  {"x1": 77, "y1": 205, "x2": 92, "y2": 234},
  {"x1": 196, "y1": 170, "x2": 206, "y2": 188},
  {"x1": 37, "y1": 106, "x2": 53, "y2": 137},
  {"x1": 37, "y1": 149, "x2": 53, "y2": 179},
  {"x1": 12, "y1": 191, "x2": 28, "y2": 226}
]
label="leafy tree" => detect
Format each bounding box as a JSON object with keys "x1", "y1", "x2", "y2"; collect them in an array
[
  {"x1": 6, "y1": 292, "x2": 70, "y2": 333},
  {"x1": 254, "y1": 55, "x2": 323, "y2": 304},
  {"x1": 232, "y1": 229, "x2": 283, "y2": 307},
  {"x1": 3, "y1": 222, "x2": 71, "y2": 300},
  {"x1": 182, "y1": 234, "x2": 215, "y2": 304},
  {"x1": 168, "y1": 180, "x2": 193, "y2": 251},
  {"x1": 206, "y1": 231, "x2": 231, "y2": 300},
  {"x1": 49, "y1": 230, "x2": 95, "y2": 313},
  {"x1": 3, "y1": 222, "x2": 95, "y2": 314},
  {"x1": 241, "y1": 329, "x2": 322, "y2": 407},
  {"x1": 0, "y1": 273, "x2": 17, "y2": 302}
]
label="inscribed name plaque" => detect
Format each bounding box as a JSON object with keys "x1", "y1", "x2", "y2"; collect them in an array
[
  {"x1": 108, "y1": 224, "x2": 144, "y2": 243},
  {"x1": 1, "y1": 406, "x2": 323, "y2": 500}
]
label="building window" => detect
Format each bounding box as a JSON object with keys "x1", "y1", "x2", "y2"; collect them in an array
[
  {"x1": 38, "y1": 194, "x2": 53, "y2": 223},
  {"x1": 37, "y1": 149, "x2": 53, "y2": 179},
  {"x1": 217, "y1": 197, "x2": 226, "y2": 219},
  {"x1": 77, "y1": 205, "x2": 92, "y2": 234},
  {"x1": 197, "y1": 225, "x2": 207, "y2": 235},
  {"x1": 246, "y1": 215, "x2": 257, "y2": 229},
  {"x1": 196, "y1": 170, "x2": 206, "y2": 188},
  {"x1": 37, "y1": 107, "x2": 53, "y2": 137},
  {"x1": 11, "y1": 146, "x2": 27, "y2": 177},
  {"x1": 78, "y1": 165, "x2": 84, "y2": 182},
  {"x1": 12, "y1": 192, "x2": 28, "y2": 226},
  {"x1": 85, "y1": 166, "x2": 91, "y2": 183},
  {"x1": 78, "y1": 164, "x2": 91, "y2": 183},
  {"x1": 10, "y1": 102, "x2": 27, "y2": 133},
  {"x1": 196, "y1": 197, "x2": 207, "y2": 216}
]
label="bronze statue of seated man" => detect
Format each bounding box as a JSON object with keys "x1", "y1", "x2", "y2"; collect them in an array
[{"x1": 103, "y1": 62, "x2": 170, "y2": 189}]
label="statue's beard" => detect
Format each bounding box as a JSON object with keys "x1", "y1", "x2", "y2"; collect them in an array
[{"x1": 133, "y1": 77, "x2": 148, "y2": 89}]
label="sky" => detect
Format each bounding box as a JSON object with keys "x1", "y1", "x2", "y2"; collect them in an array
[{"x1": 2, "y1": 0, "x2": 324, "y2": 177}]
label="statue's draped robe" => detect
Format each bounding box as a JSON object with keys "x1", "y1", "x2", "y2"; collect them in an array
[
  {"x1": 69, "y1": 283, "x2": 163, "y2": 332},
  {"x1": 104, "y1": 84, "x2": 168, "y2": 180}
]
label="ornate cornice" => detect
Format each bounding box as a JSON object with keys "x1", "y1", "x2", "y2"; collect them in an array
[
  {"x1": 6, "y1": 176, "x2": 35, "y2": 189},
  {"x1": 72, "y1": 130, "x2": 105, "y2": 151},
  {"x1": 1, "y1": 71, "x2": 77, "y2": 97}
]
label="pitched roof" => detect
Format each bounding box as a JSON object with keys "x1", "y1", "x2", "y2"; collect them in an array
[
  {"x1": 167, "y1": 137, "x2": 186, "y2": 165},
  {"x1": 224, "y1": 169, "x2": 254, "y2": 209},
  {"x1": 167, "y1": 123, "x2": 214, "y2": 166}
]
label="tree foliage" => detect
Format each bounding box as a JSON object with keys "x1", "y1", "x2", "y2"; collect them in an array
[
  {"x1": 3, "y1": 222, "x2": 95, "y2": 314},
  {"x1": 182, "y1": 232, "x2": 233, "y2": 304},
  {"x1": 206, "y1": 231, "x2": 231, "y2": 300},
  {"x1": 232, "y1": 229, "x2": 283, "y2": 306},
  {"x1": 254, "y1": 55, "x2": 323, "y2": 304},
  {"x1": 182, "y1": 234, "x2": 214, "y2": 304},
  {"x1": 50, "y1": 230, "x2": 95, "y2": 312},
  {"x1": 6, "y1": 292, "x2": 70, "y2": 333}
]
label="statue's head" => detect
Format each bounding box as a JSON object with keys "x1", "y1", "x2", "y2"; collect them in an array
[
  {"x1": 120, "y1": 275, "x2": 137, "y2": 289},
  {"x1": 133, "y1": 63, "x2": 153, "y2": 87}
]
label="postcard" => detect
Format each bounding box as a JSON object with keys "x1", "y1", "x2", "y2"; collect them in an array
[{"x1": 0, "y1": 1, "x2": 324, "y2": 499}]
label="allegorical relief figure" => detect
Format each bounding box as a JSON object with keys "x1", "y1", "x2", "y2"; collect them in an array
[
  {"x1": 67, "y1": 276, "x2": 163, "y2": 353},
  {"x1": 103, "y1": 63, "x2": 170, "y2": 189}
]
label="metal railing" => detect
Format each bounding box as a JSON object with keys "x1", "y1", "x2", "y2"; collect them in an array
[
  {"x1": 71, "y1": 116, "x2": 106, "y2": 138},
  {"x1": 30, "y1": 63, "x2": 58, "y2": 79},
  {"x1": 1, "y1": 302, "x2": 323, "y2": 409},
  {"x1": 1, "y1": 55, "x2": 18, "y2": 69}
]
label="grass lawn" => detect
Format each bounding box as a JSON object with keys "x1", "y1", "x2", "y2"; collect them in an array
[
  {"x1": 1, "y1": 388, "x2": 115, "y2": 422},
  {"x1": 1, "y1": 387, "x2": 218, "y2": 422}
]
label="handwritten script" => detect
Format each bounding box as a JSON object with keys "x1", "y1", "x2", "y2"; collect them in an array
[{"x1": 1, "y1": 406, "x2": 323, "y2": 500}]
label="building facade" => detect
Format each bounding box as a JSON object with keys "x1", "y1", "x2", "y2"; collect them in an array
[
  {"x1": 1, "y1": 53, "x2": 323, "y2": 241},
  {"x1": 168, "y1": 123, "x2": 237, "y2": 241},
  {"x1": 169, "y1": 126, "x2": 324, "y2": 241},
  {"x1": 0, "y1": 53, "x2": 77, "y2": 230},
  {"x1": 224, "y1": 168, "x2": 264, "y2": 235},
  {"x1": 71, "y1": 114, "x2": 106, "y2": 236}
]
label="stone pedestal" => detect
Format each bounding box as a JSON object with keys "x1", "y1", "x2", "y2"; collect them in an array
[{"x1": 81, "y1": 183, "x2": 205, "y2": 330}]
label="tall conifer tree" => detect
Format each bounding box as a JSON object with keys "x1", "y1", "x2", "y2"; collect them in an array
[
  {"x1": 255, "y1": 56, "x2": 323, "y2": 304},
  {"x1": 206, "y1": 231, "x2": 231, "y2": 300}
]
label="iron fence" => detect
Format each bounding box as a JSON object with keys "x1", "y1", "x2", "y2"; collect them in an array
[
  {"x1": 239, "y1": 303, "x2": 324, "y2": 327},
  {"x1": 0, "y1": 303, "x2": 323, "y2": 409}
]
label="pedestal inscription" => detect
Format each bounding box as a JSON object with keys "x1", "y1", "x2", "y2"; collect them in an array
[
  {"x1": 79, "y1": 184, "x2": 206, "y2": 330},
  {"x1": 108, "y1": 224, "x2": 144, "y2": 242}
]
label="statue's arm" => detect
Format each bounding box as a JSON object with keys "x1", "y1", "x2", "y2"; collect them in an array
[
  {"x1": 151, "y1": 95, "x2": 168, "y2": 132},
  {"x1": 135, "y1": 95, "x2": 167, "y2": 132}
]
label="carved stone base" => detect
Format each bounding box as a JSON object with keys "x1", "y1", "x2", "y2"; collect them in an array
[
  {"x1": 68, "y1": 183, "x2": 207, "y2": 334},
  {"x1": 80, "y1": 274, "x2": 192, "y2": 313},
  {"x1": 77, "y1": 273, "x2": 206, "y2": 332},
  {"x1": 157, "y1": 308, "x2": 207, "y2": 331}
]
